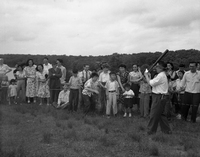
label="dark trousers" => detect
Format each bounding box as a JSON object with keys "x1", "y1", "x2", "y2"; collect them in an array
[
  {"x1": 69, "y1": 89, "x2": 79, "y2": 112},
  {"x1": 181, "y1": 92, "x2": 200, "y2": 122},
  {"x1": 0, "y1": 87, "x2": 8, "y2": 104},
  {"x1": 99, "y1": 83, "x2": 107, "y2": 114},
  {"x1": 148, "y1": 94, "x2": 171, "y2": 134},
  {"x1": 50, "y1": 89, "x2": 60, "y2": 103},
  {"x1": 172, "y1": 93, "x2": 184, "y2": 114},
  {"x1": 83, "y1": 94, "x2": 96, "y2": 115}
]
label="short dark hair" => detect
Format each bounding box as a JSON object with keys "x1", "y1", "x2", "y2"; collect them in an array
[
  {"x1": 26, "y1": 59, "x2": 34, "y2": 66},
  {"x1": 84, "y1": 64, "x2": 89, "y2": 67},
  {"x1": 102, "y1": 63, "x2": 110, "y2": 69},
  {"x1": 119, "y1": 64, "x2": 126, "y2": 69},
  {"x1": 124, "y1": 83, "x2": 131, "y2": 88},
  {"x1": 43, "y1": 57, "x2": 49, "y2": 60},
  {"x1": 10, "y1": 79, "x2": 16, "y2": 84},
  {"x1": 17, "y1": 64, "x2": 23, "y2": 69},
  {"x1": 178, "y1": 70, "x2": 185, "y2": 75},
  {"x1": 189, "y1": 61, "x2": 197, "y2": 66},
  {"x1": 90, "y1": 72, "x2": 99, "y2": 78},
  {"x1": 157, "y1": 61, "x2": 167, "y2": 69},
  {"x1": 179, "y1": 64, "x2": 185, "y2": 68},
  {"x1": 72, "y1": 69, "x2": 78, "y2": 74},
  {"x1": 167, "y1": 62, "x2": 174, "y2": 70},
  {"x1": 57, "y1": 59, "x2": 63, "y2": 64},
  {"x1": 109, "y1": 72, "x2": 116, "y2": 76}
]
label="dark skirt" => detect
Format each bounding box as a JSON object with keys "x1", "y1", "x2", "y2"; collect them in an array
[{"x1": 130, "y1": 83, "x2": 140, "y2": 104}]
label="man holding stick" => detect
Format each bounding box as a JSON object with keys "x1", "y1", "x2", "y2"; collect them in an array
[{"x1": 144, "y1": 61, "x2": 172, "y2": 135}]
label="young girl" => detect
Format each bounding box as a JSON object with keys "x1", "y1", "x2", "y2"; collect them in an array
[
  {"x1": 0, "y1": 75, "x2": 9, "y2": 104},
  {"x1": 123, "y1": 83, "x2": 135, "y2": 118},
  {"x1": 36, "y1": 64, "x2": 50, "y2": 106},
  {"x1": 8, "y1": 79, "x2": 17, "y2": 105},
  {"x1": 105, "y1": 72, "x2": 119, "y2": 118},
  {"x1": 16, "y1": 65, "x2": 26, "y2": 103}
]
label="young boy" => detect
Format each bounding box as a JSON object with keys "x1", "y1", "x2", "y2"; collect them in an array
[
  {"x1": 82, "y1": 72, "x2": 99, "y2": 116},
  {"x1": 105, "y1": 72, "x2": 119, "y2": 118},
  {"x1": 123, "y1": 83, "x2": 135, "y2": 118},
  {"x1": 57, "y1": 83, "x2": 70, "y2": 109},
  {"x1": 68, "y1": 69, "x2": 82, "y2": 112}
]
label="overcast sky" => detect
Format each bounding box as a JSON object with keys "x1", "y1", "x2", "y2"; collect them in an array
[{"x1": 1, "y1": 0, "x2": 200, "y2": 56}]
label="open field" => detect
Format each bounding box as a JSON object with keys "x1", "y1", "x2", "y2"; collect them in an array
[{"x1": 0, "y1": 103, "x2": 200, "y2": 157}]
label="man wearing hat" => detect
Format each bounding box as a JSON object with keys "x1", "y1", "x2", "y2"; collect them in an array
[{"x1": 144, "y1": 61, "x2": 171, "y2": 135}]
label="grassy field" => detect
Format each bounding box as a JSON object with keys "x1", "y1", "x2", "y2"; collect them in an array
[{"x1": 0, "y1": 103, "x2": 200, "y2": 157}]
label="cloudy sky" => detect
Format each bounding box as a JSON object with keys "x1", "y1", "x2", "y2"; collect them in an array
[{"x1": 1, "y1": 0, "x2": 200, "y2": 56}]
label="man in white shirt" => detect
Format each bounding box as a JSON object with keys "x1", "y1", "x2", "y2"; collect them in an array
[
  {"x1": 180, "y1": 62, "x2": 200, "y2": 123},
  {"x1": 145, "y1": 62, "x2": 171, "y2": 135},
  {"x1": 43, "y1": 57, "x2": 52, "y2": 74},
  {"x1": 98, "y1": 63, "x2": 110, "y2": 114},
  {"x1": 80, "y1": 64, "x2": 92, "y2": 84}
]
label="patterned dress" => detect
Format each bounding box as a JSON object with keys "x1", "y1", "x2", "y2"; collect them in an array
[
  {"x1": 36, "y1": 71, "x2": 50, "y2": 98},
  {"x1": 117, "y1": 71, "x2": 129, "y2": 104},
  {"x1": 24, "y1": 66, "x2": 36, "y2": 97}
]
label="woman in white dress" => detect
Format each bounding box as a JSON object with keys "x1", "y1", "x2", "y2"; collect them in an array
[
  {"x1": 24, "y1": 59, "x2": 36, "y2": 103},
  {"x1": 36, "y1": 64, "x2": 50, "y2": 106}
]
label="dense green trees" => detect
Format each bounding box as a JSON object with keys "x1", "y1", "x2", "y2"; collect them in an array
[{"x1": 1, "y1": 49, "x2": 199, "y2": 72}]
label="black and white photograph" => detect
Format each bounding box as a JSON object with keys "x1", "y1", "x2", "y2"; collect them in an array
[{"x1": 0, "y1": 0, "x2": 200, "y2": 156}]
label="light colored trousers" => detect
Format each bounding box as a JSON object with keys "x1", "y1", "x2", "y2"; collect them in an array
[
  {"x1": 106, "y1": 92, "x2": 117, "y2": 115},
  {"x1": 140, "y1": 93, "x2": 150, "y2": 117}
]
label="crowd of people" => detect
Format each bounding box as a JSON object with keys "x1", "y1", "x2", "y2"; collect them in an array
[{"x1": 0, "y1": 57, "x2": 200, "y2": 135}]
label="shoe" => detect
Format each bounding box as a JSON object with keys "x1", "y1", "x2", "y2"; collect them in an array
[
  {"x1": 28, "y1": 100, "x2": 30, "y2": 104},
  {"x1": 39, "y1": 103, "x2": 42, "y2": 106},
  {"x1": 107, "y1": 115, "x2": 110, "y2": 119},
  {"x1": 123, "y1": 113, "x2": 127, "y2": 118},
  {"x1": 33, "y1": 100, "x2": 36, "y2": 103},
  {"x1": 129, "y1": 113, "x2": 132, "y2": 118}
]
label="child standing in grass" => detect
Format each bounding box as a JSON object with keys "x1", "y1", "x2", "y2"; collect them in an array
[
  {"x1": 0, "y1": 75, "x2": 9, "y2": 104},
  {"x1": 123, "y1": 83, "x2": 135, "y2": 118},
  {"x1": 105, "y1": 72, "x2": 119, "y2": 118},
  {"x1": 68, "y1": 69, "x2": 82, "y2": 112},
  {"x1": 8, "y1": 79, "x2": 17, "y2": 105},
  {"x1": 57, "y1": 83, "x2": 70, "y2": 109}
]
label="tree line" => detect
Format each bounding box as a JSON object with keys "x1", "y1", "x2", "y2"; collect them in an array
[{"x1": 1, "y1": 49, "x2": 200, "y2": 72}]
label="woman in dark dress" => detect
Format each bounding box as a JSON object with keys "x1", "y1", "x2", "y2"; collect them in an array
[
  {"x1": 128, "y1": 64, "x2": 143, "y2": 111},
  {"x1": 117, "y1": 64, "x2": 129, "y2": 112}
]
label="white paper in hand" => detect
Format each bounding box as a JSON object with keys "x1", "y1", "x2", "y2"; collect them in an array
[{"x1": 145, "y1": 69, "x2": 149, "y2": 73}]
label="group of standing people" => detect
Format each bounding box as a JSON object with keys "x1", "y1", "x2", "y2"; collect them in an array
[{"x1": 0, "y1": 56, "x2": 200, "y2": 135}]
